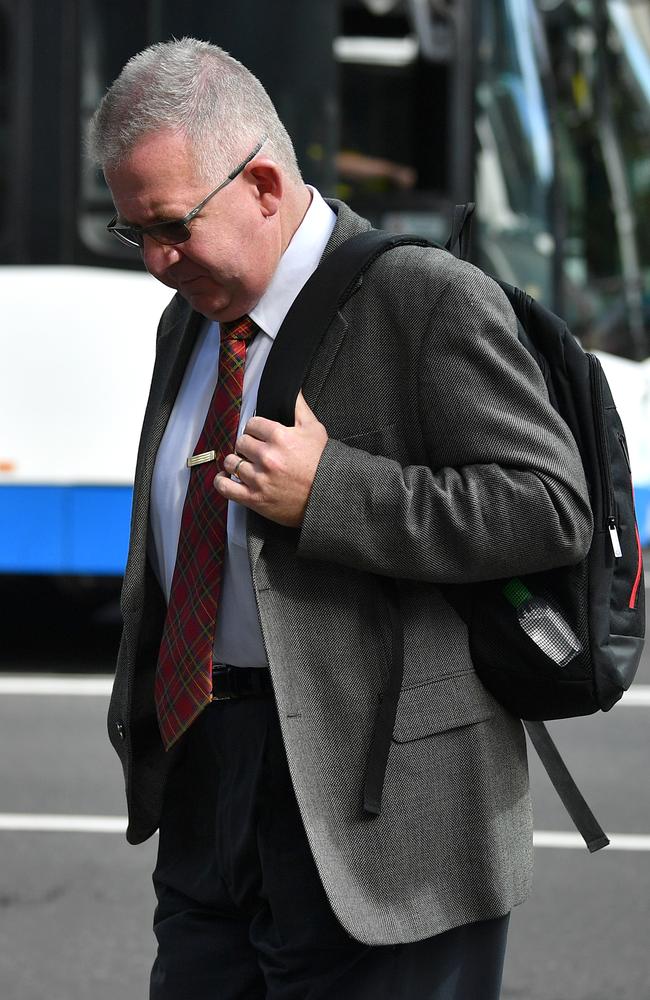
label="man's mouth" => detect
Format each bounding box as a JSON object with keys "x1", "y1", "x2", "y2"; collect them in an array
[{"x1": 180, "y1": 275, "x2": 217, "y2": 291}]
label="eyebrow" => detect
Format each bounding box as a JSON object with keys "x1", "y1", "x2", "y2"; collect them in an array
[
  {"x1": 116, "y1": 215, "x2": 164, "y2": 230},
  {"x1": 116, "y1": 203, "x2": 189, "y2": 229}
]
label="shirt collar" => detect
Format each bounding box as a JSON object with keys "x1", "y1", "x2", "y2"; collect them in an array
[{"x1": 247, "y1": 186, "x2": 336, "y2": 341}]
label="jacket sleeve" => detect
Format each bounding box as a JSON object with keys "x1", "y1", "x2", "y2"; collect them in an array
[{"x1": 296, "y1": 261, "x2": 593, "y2": 584}]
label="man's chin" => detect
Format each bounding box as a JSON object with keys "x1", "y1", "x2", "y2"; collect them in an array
[
  {"x1": 180, "y1": 285, "x2": 228, "y2": 319},
  {"x1": 192, "y1": 293, "x2": 260, "y2": 324}
]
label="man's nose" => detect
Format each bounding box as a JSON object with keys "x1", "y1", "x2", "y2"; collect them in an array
[{"x1": 142, "y1": 238, "x2": 183, "y2": 276}]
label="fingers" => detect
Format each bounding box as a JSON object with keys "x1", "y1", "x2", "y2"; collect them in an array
[
  {"x1": 233, "y1": 432, "x2": 265, "y2": 465},
  {"x1": 214, "y1": 470, "x2": 251, "y2": 504},
  {"x1": 232, "y1": 456, "x2": 248, "y2": 480},
  {"x1": 244, "y1": 391, "x2": 315, "y2": 438},
  {"x1": 241, "y1": 414, "x2": 280, "y2": 441},
  {"x1": 210, "y1": 394, "x2": 325, "y2": 528},
  {"x1": 235, "y1": 417, "x2": 295, "y2": 467},
  {"x1": 224, "y1": 452, "x2": 252, "y2": 482}
]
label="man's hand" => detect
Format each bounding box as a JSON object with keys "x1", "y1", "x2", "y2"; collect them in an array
[{"x1": 214, "y1": 391, "x2": 328, "y2": 527}]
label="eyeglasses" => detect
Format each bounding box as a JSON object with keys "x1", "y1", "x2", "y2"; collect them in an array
[{"x1": 107, "y1": 137, "x2": 267, "y2": 249}]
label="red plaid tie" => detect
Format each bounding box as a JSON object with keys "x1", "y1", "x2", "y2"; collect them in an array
[{"x1": 154, "y1": 316, "x2": 258, "y2": 750}]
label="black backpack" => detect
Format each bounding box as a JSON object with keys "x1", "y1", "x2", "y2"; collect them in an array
[
  {"x1": 256, "y1": 205, "x2": 646, "y2": 852},
  {"x1": 440, "y1": 203, "x2": 645, "y2": 722}
]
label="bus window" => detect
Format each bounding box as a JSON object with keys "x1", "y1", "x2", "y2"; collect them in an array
[
  {"x1": 77, "y1": 0, "x2": 149, "y2": 260},
  {"x1": 0, "y1": 5, "x2": 8, "y2": 242},
  {"x1": 474, "y1": 0, "x2": 556, "y2": 304},
  {"x1": 336, "y1": 1, "x2": 452, "y2": 243},
  {"x1": 543, "y1": 0, "x2": 650, "y2": 360},
  {"x1": 598, "y1": 0, "x2": 650, "y2": 359}
]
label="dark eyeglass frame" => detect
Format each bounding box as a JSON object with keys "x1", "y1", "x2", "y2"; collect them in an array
[{"x1": 107, "y1": 136, "x2": 267, "y2": 249}]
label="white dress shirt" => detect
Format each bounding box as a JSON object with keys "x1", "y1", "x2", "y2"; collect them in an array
[{"x1": 149, "y1": 187, "x2": 337, "y2": 668}]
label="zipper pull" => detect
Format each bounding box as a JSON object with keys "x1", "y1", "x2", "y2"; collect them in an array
[{"x1": 608, "y1": 517, "x2": 622, "y2": 558}]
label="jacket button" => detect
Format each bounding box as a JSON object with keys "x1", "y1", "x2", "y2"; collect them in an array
[{"x1": 116, "y1": 721, "x2": 126, "y2": 741}]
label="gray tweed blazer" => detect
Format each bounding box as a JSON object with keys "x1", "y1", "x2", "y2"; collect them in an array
[{"x1": 108, "y1": 199, "x2": 593, "y2": 945}]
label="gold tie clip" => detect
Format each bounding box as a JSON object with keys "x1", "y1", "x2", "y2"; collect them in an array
[{"x1": 187, "y1": 450, "x2": 216, "y2": 468}]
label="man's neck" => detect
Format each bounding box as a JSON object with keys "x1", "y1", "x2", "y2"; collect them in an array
[{"x1": 281, "y1": 184, "x2": 313, "y2": 255}]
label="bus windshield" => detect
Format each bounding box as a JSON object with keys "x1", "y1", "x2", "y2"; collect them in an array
[
  {"x1": 474, "y1": 0, "x2": 556, "y2": 304},
  {"x1": 543, "y1": 0, "x2": 650, "y2": 360}
]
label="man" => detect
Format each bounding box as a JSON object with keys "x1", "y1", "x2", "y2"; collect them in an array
[{"x1": 90, "y1": 38, "x2": 592, "y2": 999}]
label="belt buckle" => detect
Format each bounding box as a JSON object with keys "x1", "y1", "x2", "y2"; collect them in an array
[{"x1": 211, "y1": 665, "x2": 239, "y2": 701}]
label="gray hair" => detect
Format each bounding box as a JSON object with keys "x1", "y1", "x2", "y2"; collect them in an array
[{"x1": 88, "y1": 37, "x2": 302, "y2": 184}]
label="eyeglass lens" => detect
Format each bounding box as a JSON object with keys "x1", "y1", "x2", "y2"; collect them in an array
[{"x1": 115, "y1": 221, "x2": 192, "y2": 248}]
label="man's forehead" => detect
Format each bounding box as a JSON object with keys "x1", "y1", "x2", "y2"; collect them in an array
[
  {"x1": 105, "y1": 132, "x2": 204, "y2": 220},
  {"x1": 111, "y1": 131, "x2": 198, "y2": 183}
]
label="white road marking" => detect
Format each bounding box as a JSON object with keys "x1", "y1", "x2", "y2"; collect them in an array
[
  {"x1": 616, "y1": 687, "x2": 650, "y2": 706},
  {"x1": 0, "y1": 675, "x2": 114, "y2": 695},
  {"x1": 0, "y1": 814, "x2": 127, "y2": 832},
  {"x1": 533, "y1": 831, "x2": 650, "y2": 851},
  {"x1": 0, "y1": 815, "x2": 648, "y2": 850},
  {"x1": 1, "y1": 675, "x2": 650, "y2": 705}
]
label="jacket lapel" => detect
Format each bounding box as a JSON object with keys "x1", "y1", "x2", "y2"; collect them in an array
[
  {"x1": 122, "y1": 302, "x2": 202, "y2": 614},
  {"x1": 138, "y1": 306, "x2": 202, "y2": 491}
]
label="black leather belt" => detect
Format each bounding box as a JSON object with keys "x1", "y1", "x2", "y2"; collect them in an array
[{"x1": 211, "y1": 665, "x2": 273, "y2": 701}]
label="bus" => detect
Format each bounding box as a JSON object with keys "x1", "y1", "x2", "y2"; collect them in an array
[{"x1": 1, "y1": 0, "x2": 649, "y2": 580}]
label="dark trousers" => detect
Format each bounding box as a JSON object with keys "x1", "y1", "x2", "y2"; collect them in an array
[{"x1": 150, "y1": 697, "x2": 510, "y2": 1000}]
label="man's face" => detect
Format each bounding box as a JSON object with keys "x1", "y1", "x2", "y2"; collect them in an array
[{"x1": 105, "y1": 130, "x2": 284, "y2": 322}]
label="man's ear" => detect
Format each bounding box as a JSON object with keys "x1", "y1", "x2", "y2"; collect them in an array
[{"x1": 245, "y1": 159, "x2": 282, "y2": 218}]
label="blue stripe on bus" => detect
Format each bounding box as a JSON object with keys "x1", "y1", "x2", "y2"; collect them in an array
[
  {"x1": 636, "y1": 484, "x2": 650, "y2": 549},
  {"x1": 0, "y1": 485, "x2": 133, "y2": 575},
  {"x1": 0, "y1": 481, "x2": 648, "y2": 577}
]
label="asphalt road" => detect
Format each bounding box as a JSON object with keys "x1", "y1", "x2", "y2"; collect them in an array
[{"x1": 0, "y1": 577, "x2": 648, "y2": 1000}]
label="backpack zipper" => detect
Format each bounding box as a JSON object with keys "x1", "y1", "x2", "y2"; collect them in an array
[
  {"x1": 619, "y1": 435, "x2": 643, "y2": 610},
  {"x1": 617, "y1": 432, "x2": 632, "y2": 473},
  {"x1": 630, "y1": 523, "x2": 643, "y2": 610},
  {"x1": 588, "y1": 355, "x2": 621, "y2": 558}
]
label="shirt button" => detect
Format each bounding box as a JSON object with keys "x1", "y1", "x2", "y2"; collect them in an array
[{"x1": 116, "y1": 721, "x2": 126, "y2": 741}]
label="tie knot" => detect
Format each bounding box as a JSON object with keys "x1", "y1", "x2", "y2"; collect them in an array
[{"x1": 221, "y1": 315, "x2": 259, "y2": 343}]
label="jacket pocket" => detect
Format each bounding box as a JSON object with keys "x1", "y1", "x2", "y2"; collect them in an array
[{"x1": 392, "y1": 671, "x2": 496, "y2": 743}]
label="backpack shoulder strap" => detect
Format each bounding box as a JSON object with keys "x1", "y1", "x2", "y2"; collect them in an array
[
  {"x1": 256, "y1": 230, "x2": 431, "y2": 424},
  {"x1": 524, "y1": 721, "x2": 610, "y2": 852},
  {"x1": 445, "y1": 202, "x2": 475, "y2": 260}
]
